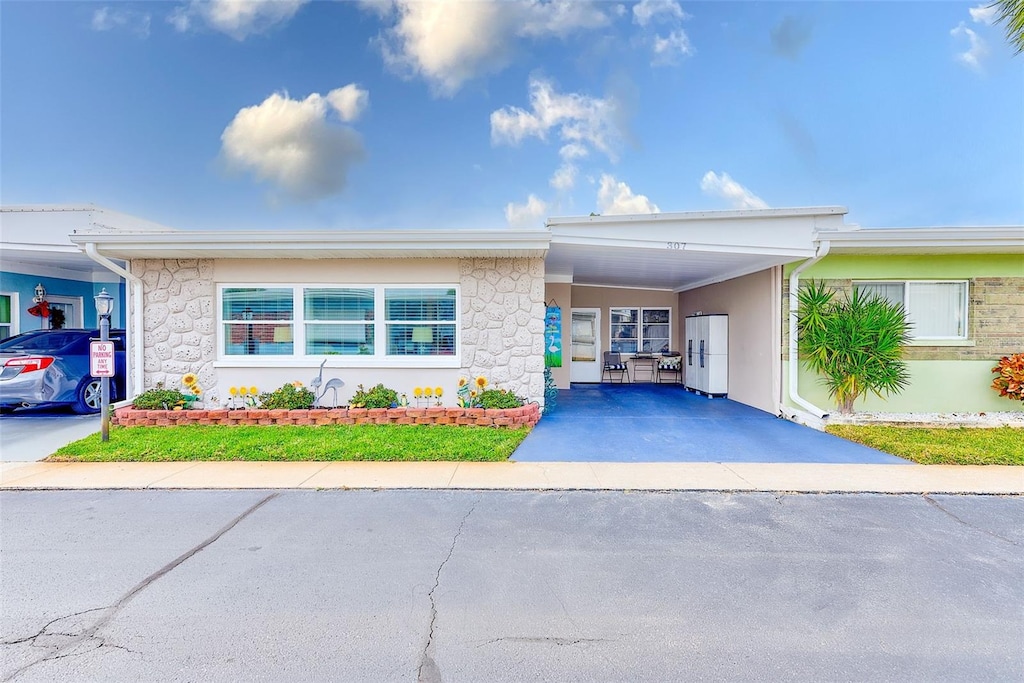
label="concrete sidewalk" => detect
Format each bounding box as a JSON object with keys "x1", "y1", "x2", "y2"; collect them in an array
[{"x1": 1, "y1": 461, "x2": 1021, "y2": 494}]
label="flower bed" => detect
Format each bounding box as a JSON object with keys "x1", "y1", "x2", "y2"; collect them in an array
[{"x1": 113, "y1": 403, "x2": 541, "y2": 429}]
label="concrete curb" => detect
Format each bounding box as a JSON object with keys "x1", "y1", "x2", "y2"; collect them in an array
[{"x1": 2, "y1": 461, "x2": 1021, "y2": 495}]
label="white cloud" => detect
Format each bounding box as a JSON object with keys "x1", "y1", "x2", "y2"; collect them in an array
[
  {"x1": 651, "y1": 29, "x2": 694, "y2": 65},
  {"x1": 505, "y1": 194, "x2": 549, "y2": 227},
  {"x1": 951, "y1": 21, "x2": 989, "y2": 71},
  {"x1": 220, "y1": 87, "x2": 368, "y2": 201},
  {"x1": 969, "y1": 3, "x2": 998, "y2": 25},
  {"x1": 169, "y1": 0, "x2": 308, "y2": 40},
  {"x1": 325, "y1": 84, "x2": 370, "y2": 122},
  {"x1": 632, "y1": 0, "x2": 687, "y2": 27},
  {"x1": 490, "y1": 77, "x2": 623, "y2": 161},
  {"x1": 91, "y1": 6, "x2": 151, "y2": 37},
  {"x1": 597, "y1": 174, "x2": 659, "y2": 214},
  {"x1": 366, "y1": 0, "x2": 609, "y2": 95},
  {"x1": 699, "y1": 171, "x2": 768, "y2": 210},
  {"x1": 550, "y1": 164, "x2": 577, "y2": 190}
]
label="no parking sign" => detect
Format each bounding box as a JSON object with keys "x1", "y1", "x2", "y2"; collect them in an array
[{"x1": 90, "y1": 341, "x2": 115, "y2": 378}]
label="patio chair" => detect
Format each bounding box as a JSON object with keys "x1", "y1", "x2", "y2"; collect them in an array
[
  {"x1": 602, "y1": 351, "x2": 630, "y2": 383},
  {"x1": 657, "y1": 351, "x2": 683, "y2": 384}
]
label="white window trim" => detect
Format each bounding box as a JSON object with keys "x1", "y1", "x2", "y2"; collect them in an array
[
  {"x1": 855, "y1": 279, "x2": 970, "y2": 341},
  {"x1": 609, "y1": 306, "x2": 672, "y2": 356},
  {"x1": 215, "y1": 283, "x2": 461, "y2": 368},
  {"x1": 0, "y1": 291, "x2": 18, "y2": 337},
  {"x1": 46, "y1": 295, "x2": 84, "y2": 328}
]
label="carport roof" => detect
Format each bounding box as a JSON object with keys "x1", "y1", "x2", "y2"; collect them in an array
[{"x1": 545, "y1": 206, "x2": 849, "y2": 291}]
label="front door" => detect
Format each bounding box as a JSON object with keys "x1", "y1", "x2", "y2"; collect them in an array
[{"x1": 570, "y1": 308, "x2": 601, "y2": 383}]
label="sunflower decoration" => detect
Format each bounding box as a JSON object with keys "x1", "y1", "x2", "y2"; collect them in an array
[
  {"x1": 424, "y1": 387, "x2": 433, "y2": 397},
  {"x1": 181, "y1": 373, "x2": 202, "y2": 406},
  {"x1": 458, "y1": 377, "x2": 468, "y2": 388},
  {"x1": 229, "y1": 386, "x2": 239, "y2": 396},
  {"x1": 434, "y1": 386, "x2": 444, "y2": 406},
  {"x1": 475, "y1": 375, "x2": 488, "y2": 390}
]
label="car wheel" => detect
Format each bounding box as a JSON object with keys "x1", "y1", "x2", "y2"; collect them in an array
[{"x1": 71, "y1": 378, "x2": 104, "y2": 414}]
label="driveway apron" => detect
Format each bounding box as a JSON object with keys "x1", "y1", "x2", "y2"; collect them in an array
[{"x1": 513, "y1": 383, "x2": 908, "y2": 464}]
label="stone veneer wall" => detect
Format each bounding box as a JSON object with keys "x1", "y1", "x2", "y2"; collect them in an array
[
  {"x1": 132, "y1": 256, "x2": 547, "y2": 405},
  {"x1": 134, "y1": 259, "x2": 217, "y2": 394},
  {"x1": 459, "y1": 257, "x2": 547, "y2": 403}
]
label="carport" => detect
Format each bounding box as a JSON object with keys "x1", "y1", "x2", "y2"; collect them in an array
[
  {"x1": 512, "y1": 384, "x2": 906, "y2": 464},
  {"x1": 543, "y1": 207, "x2": 850, "y2": 417}
]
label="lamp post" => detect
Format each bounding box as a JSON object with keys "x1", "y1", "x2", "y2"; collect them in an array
[{"x1": 94, "y1": 288, "x2": 114, "y2": 442}]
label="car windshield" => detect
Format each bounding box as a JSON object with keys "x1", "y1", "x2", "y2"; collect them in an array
[{"x1": 0, "y1": 332, "x2": 88, "y2": 352}]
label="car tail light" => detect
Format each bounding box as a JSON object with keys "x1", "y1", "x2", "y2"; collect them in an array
[{"x1": 4, "y1": 356, "x2": 55, "y2": 373}]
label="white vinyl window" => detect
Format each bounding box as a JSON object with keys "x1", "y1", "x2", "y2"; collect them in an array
[
  {"x1": 218, "y1": 285, "x2": 459, "y2": 362},
  {"x1": 609, "y1": 307, "x2": 672, "y2": 354},
  {"x1": 0, "y1": 293, "x2": 15, "y2": 339},
  {"x1": 855, "y1": 280, "x2": 969, "y2": 340}
]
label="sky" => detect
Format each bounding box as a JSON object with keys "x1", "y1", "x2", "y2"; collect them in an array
[{"x1": 1, "y1": 0, "x2": 1022, "y2": 232}]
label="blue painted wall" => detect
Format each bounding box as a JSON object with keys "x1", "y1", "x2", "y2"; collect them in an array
[{"x1": 0, "y1": 271, "x2": 126, "y2": 332}]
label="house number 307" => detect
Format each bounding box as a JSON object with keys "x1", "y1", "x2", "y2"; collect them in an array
[{"x1": 666, "y1": 242, "x2": 682, "y2": 249}]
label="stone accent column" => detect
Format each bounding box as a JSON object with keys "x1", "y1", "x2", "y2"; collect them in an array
[
  {"x1": 459, "y1": 257, "x2": 546, "y2": 404},
  {"x1": 133, "y1": 259, "x2": 217, "y2": 399}
]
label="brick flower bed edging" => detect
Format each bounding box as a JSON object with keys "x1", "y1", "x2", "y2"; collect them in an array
[{"x1": 113, "y1": 403, "x2": 541, "y2": 429}]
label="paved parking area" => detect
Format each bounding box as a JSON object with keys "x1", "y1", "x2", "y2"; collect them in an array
[
  {"x1": 513, "y1": 384, "x2": 907, "y2": 464},
  {"x1": 0, "y1": 410, "x2": 99, "y2": 462}
]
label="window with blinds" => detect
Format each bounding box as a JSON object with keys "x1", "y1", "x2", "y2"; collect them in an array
[
  {"x1": 610, "y1": 307, "x2": 671, "y2": 354},
  {"x1": 855, "y1": 281, "x2": 968, "y2": 339},
  {"x1": 385, "y1": 288, "x2": 457, "y2": 356},
  {"x1": 304, "y1": 288, "x2": 374, "y2": 355},
  {"x1": 222, "y1": 288, "x2": 294, "y2": 355},
  {"x1": 218, "y1": 285, "x2": 459, "y2": 359}
]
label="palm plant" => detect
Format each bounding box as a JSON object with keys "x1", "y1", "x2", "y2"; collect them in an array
[
  {"x1": 797, "y1": 280, "x2": 913, "y2": 414},
  {"x1": 993, "y1": 0, "x2": 1024, "y2": 54}
]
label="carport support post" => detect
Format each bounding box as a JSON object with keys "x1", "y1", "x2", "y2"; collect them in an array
[{"x1": 95, "y1": 289, "x2": 114, "y2": 443}]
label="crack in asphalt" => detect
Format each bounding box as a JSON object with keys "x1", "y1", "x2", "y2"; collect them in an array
[
  {"x1": 2, "y1": 493, "x2": 279, "y2": 682},
  {"x1": 417, "y1": 500, "x2": 476, "y2": 683},
  {"x1": 476, "y1": 636, "x2": 613, "y2": 647},
  {"x1": 922, "y1": 495, "x2": 1019, "y2": 546}
]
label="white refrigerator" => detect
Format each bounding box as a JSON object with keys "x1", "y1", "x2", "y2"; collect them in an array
[{"x1": 684, "y1": 314, "x2": 728, "y2": 397}]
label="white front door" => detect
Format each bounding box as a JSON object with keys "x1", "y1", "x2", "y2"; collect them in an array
[
  {"x1": 570, "y1": 308, "x2": 601, "y2": 383},
  {"x1": 46, "y1": 295, "x2": 83, "y2": 329}
]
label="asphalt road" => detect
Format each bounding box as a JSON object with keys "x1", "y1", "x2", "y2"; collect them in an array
[
  {"x1": 2, "y1": 490, "x2": 1021, "y2": 682},
  {"x1": 0, "y1": 411, "x2": 99, "y2": 462}
]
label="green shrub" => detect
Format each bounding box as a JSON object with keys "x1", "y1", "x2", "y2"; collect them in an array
[
  {"x1": 350, "y1": 383, "x2": 399, "y2": 409},
  {"x1": 258, "y1": 382, "x2": 315, "y2": 410},
  {"x1": 132, "y1": 383, "x2": 190, "y2": 410},
  {"x1": 476, "y1": 389, "x2": 524, "y2": 409}
]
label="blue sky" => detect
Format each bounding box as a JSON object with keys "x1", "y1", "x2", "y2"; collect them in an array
[{"x1": 2, "y1": 1, "x2": 1021, "y2": 231}]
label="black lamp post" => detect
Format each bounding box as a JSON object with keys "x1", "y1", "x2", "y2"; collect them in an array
[{"x1": 94, "y1": 288, "x2": 114, "y2": 442}]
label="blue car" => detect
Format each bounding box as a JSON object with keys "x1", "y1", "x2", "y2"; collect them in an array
[{"x1": 0, "y1": 329, "x2": 127, "y2": 414}]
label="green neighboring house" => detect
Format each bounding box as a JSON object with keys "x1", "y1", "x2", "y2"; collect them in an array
[{"x1": 785, "y1": 229, "x2": 1023, "y2": 415}]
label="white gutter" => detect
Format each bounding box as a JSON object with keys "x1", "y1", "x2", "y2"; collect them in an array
[
  {"x1": 84, "y1": 242, "x2": 144, "y2": 399},
  {"x1": 787, "y1": 240, "x2": 831, "y2": 419}
]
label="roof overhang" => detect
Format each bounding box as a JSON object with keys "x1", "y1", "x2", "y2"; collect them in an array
[
  {"x1": 546, "y1": 207, "x2": 847, "y2": 291},
  {"x1": 70, "y1": 229, "x2": 552, "y2": 259},
  {"x1": 820, "y1": 227, "x2": 1024, "y2": 254}
]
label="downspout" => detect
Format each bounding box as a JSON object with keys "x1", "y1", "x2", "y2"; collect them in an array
[
  {"x1": 84, "y1": 242, "x2": 144, "y2": 399},
  {"x1": 787, "y1": 240, "x2": 831, "y2": 419}
]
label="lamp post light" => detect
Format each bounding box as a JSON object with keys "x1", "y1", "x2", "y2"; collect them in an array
[{"x1": 94, "y1": 288, "x2": 114, "y2": 443}]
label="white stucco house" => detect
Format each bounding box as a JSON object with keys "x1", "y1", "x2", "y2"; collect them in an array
[{"x1": 59, "y1": 205, "x2": 1022, "y2": 421}]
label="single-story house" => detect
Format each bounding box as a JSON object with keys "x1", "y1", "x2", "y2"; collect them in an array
[{"x1": 64, "y1": 205, "x2": 1022, "y2": 421}]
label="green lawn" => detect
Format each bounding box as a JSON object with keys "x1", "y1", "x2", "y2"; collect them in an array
[
  {"x1": 50, "y1": 424, "x2": 529, "y2": 462},
  {"x1": 826, "y1": 425, "x2": 1024, "y2": 465}
]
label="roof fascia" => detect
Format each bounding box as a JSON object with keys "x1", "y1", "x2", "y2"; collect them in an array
[
  {"x1": 818, "y1": 227, "x2": 1024, "y2": 251},
  {"x1": 547, "y1": 206, "x2": 848, "y2": 227},
  {"x1": 70, "y1": 229, "x2": 553, "y2": 255}
]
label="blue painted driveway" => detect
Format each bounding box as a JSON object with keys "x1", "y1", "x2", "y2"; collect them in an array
[{"x1": 514, "y1": 384, "x2": 908, "y2": 464}]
